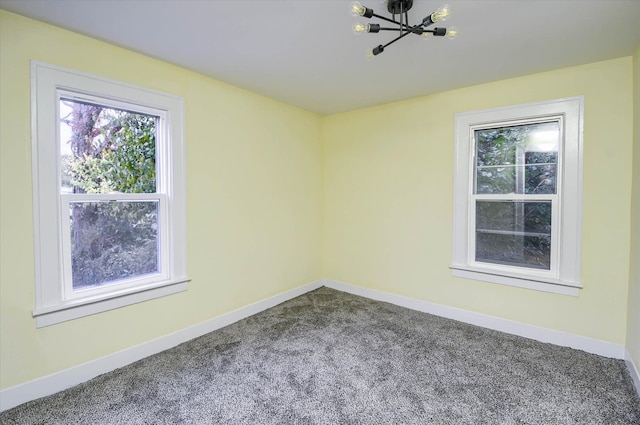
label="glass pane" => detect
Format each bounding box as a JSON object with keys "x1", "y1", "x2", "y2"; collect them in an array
[
  {"x1": 524, "y1": 154, "x2": 557, "y2": 194},
  {"x1": 475, "y1": 122, "x2": 559, "y2": 195},
  {"x1": 475, "y1": 200, "x2": 551, "y2": 270},
  {"x1": 60, "y1": 99, "x2": 157, "y2": 194},
  {"x1": 476, "y1": 167, "x2": 516, "y2": 194},
  {"x1": 69, "y1": 201, "x2": 159, "y2": 290}
]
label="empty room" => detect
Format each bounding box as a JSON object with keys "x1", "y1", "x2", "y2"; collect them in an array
[{"x1": 0, "y1": 0, "x2": 639, "y2": 423}]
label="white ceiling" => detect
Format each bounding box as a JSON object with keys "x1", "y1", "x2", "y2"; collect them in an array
[{"x1": 2, "y1": 0, "x2": 639, "y2": 115}]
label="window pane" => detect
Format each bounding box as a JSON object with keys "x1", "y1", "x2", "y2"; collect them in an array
[
  {"x1": 69, "y1": 201, "x2": 159, "y2": 290},
  {"x1": 475, "y1": 122, "x2": 559, "y2": 195},
  {"x1": 524, "y1": 154, "x2": 557, "y2": 195},
  {"x1": 476, "y1": 166, "x2": 516, "y2": 194},
  {"x1": 476, "y1": 200, "x2": 551, "y2": 270},
  {"x1": 60, "y1": 99, "x2": 157, "y2": 194}
]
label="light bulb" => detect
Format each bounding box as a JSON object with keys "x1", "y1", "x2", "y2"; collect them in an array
[
  {"x1": 350, "y1": 1, "x2": 366, "y2": 17},
  {"x1": 353, "y1": 22, "x2": 369, "y2": 34},
  {"x1": 431, "y1": 4, "x2": 450, "y2": 23},
  {"x1": 446, "y1": 26, "x2": 458, "y2": 39}
]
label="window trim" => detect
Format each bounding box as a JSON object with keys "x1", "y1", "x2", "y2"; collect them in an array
[
  {"x1": 31, "y1": 61, "x2": 189, "y2": 327},
  {"x1": 451, "y1": 97, "x2": 583, "y2": 296}
]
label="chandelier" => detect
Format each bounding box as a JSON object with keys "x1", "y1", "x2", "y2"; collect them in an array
[{"x1": 350, "y1": 1, "x2": 457, "y2": 57}]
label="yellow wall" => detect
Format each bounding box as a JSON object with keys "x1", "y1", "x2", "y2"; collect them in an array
[
  {"x1": 323, "y1": 57, "x2": 634, "y2": 344},
  {"x1": 0, "y1": 11, "x2": 323, "y2": 389},
  {"x1": 1, "y1": 9, "x2": 638, "y2": 394},
  {"x1": 628, "y1": 44, "x2": 640, "y2": 368}
]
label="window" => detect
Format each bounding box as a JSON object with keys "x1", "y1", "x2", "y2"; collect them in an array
[
  {"x1": 31, "y1": 62, "x2": 189, "y2": 327},
  {"x1": 451, "y1": 97, "x2": 583, "y2": 296}
]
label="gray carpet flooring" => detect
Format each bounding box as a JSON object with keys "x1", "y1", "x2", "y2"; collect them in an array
[{"x1": 1, "y1": 286, "x2": 639, "y2": 424}]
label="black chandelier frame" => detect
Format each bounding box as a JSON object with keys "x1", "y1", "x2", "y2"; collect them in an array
[{"x1": 351, "y1": 0, "x2": 455, "y2": 56}]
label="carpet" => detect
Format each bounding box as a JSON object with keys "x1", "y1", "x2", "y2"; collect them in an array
[{"x1": 1, "y1": 286, "x2": 639, "y2": 424}]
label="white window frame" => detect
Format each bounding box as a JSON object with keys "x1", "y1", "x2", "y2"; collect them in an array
[
  {"x1": 31, "y1": 61, "x2": 189, "y2": 327},
  {"x1": 451, "y1": 97, "x2": 583, "y2": 296}
]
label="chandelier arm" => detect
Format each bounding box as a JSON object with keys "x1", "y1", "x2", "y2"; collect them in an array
[
  {"x1": 380, "y1": 24, "x2": 420, "y2": 49},
  {"x1": 378, "y1": 27, "x2": 411, "y2": 31},
  {"x1": 399, "y1": 1, "x2": 405, "y2": 35},
  {"x1": 371, "y1": 12, "x2": 413, "y2": 30},
  {"x1": 403, "y1": 8, "x2": 409, "y2": 35}
]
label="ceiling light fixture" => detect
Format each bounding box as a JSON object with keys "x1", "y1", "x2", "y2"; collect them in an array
[{"x1": 350, "y1": 1, "x2": 457, "y2": 57}]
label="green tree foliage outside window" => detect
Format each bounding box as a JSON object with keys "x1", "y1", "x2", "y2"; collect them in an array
[
  {"x1": 61, "y1": 101, "x2": 159, "y2": 289},
  {"x1": 475, "y1": 125, "x2": 558, "y2": 195},
  {"x1": 473, "y1": 123, "x2": 558, "y2": 270}
]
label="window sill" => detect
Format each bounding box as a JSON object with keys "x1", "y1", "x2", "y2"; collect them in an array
[
  {"x1": 450, "y1": 266, "x2": 581, "y2": 296},
  {"x1": 33, "y1": 277, "x2": 190, "y2": 327}
]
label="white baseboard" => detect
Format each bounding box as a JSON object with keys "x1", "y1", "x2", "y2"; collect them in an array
[
  {"x1": 323, "y1": 279, "x2": 627, "y2": 359},
  {"x1": 2, "y1": 278, "x2": 635, "y2": 412},
  {"x1": 0, "y1": 280, "x2": 324, "y2": 413},
  {"x1": 625, "y1": 349, "x2": 640, "y2": 398}
]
